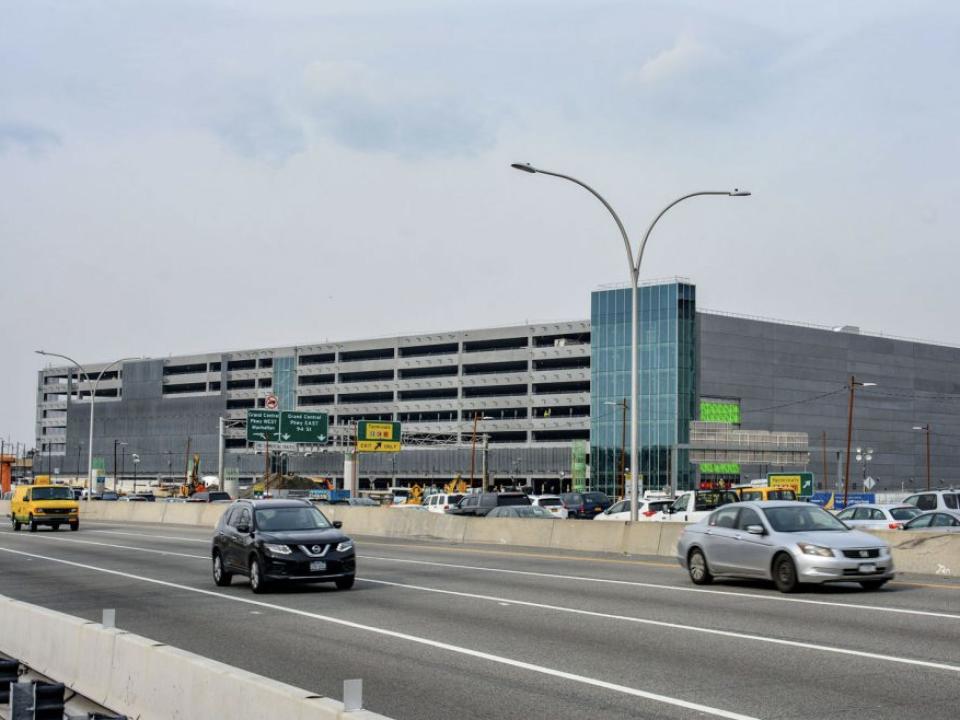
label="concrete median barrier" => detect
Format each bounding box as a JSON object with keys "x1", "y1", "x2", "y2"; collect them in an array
[
  {"x1": 0, "y1": 594, "x2": 393, "y2": 720},
  {"x1": 548, "y1": 519, "x2": 625, "y2": 554},
  {"x1": 463, "y1": 517, "x2": 556, "y2": 547}
]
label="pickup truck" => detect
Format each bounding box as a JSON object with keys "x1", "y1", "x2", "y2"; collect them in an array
[{"x1": 655, "y1": 490, "x2": 740, "y2": 523}]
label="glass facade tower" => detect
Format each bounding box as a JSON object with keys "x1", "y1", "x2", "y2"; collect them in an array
[{"x1": 590, "y1": 281, "x2": 697, "y2": 495}]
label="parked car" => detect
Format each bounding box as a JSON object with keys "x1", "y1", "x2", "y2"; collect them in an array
[
  {"x1": 187, "y1": 491, "x2": 232, "y2": 503},
  {"x1": 900, "y1": 510, "x2": 960, "y2": 531},
  {"x1": 528, "y1": 495, "x2": 569, "y2": 519},
  {"x1": 560, "y1": 492, "x2": 612, "y2": 519},
  {"x1": 211, "y1": 499, "x2": 356, "y2": 593},
  {"x1": 336, "y1": 497, "x2": 379, "y2": 507},
  {"x1": 486, "y1": 505, "x2": 554, "y2": 519},
  {"x1": 596, "y1": 497, "x2": 671, "y2": 521},
  {"x1": 449, "y1": 492, "x2": 531, "y2": 517},
  {"x1": 9, "y1": 483, "x2": 80, "y2": 532},
  {"x1": 901, "y1": 490, "x2": 960, "y2": 513},
  {"x1": 95, "y1": 491, "x2": 119, "y2": 502},
  {"x1": 835, "y1": 503, "x2": 920, "y2": 530},
  {"x1": 677, "y1": 501, "x2": 895, "y2": 592},
  {"x1": 423, "y1": 493, "x2": 465, "y2": 514},
  {"x1": 119, "y1": 495, "x2": 148, "y2": 502},
  {"x1": 657, "y1": 490, "x2": 740, "y2": 523}
]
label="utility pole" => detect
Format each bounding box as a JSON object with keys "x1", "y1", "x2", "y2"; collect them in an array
[
  {"x1": 913, "y1": 424, "x2": 932, "y2": 491},
  {"x1": 469, "y1": 412, "x2": 480, "y2": 490},
  {"x1": 821, "y1": 431, "x2": 828, "y2": 492},
  {"x1": 481, "y1": 433, "x2": 489, "y2": 491},
  {"x1": 619, "y1": 399, "x2": 627, "y2": 499},
  {"x1": 843, "y1": 375, "x2": 876, "y2": 507},
  {"x1": 217, "y1": 416, "x2": 225, "y2": 487}
]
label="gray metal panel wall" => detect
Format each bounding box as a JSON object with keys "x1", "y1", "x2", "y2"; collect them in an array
[
  {"x1": 59, "y1": 359, "x2": 226, "y2": 478},
  {"x1": 699, "y1": 313, "x2": 960, "y2": 490}
]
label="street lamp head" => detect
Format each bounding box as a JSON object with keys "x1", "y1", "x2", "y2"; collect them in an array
[
  {"x1": 510, "y1": 162, "x2": 538, "y2": 174},
  {"x1": 728, "y1": 189, "x2": 751, "y2": 197},
  {"x1": 861, "y1": 382, "x2": 877, "y2": 387}
]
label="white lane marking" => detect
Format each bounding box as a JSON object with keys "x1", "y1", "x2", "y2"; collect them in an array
[
  {"x1": 358, "y1": 578, "x2": 960, "y2": 674},
  {"x1": 21, "y1": 528, "x2": 960, "y2": 620},
  {"x1": 358, "y1": 554, "x2": 960, "y2": 621},
  {"x1": 5, "y1": 531, "x2": 958, "y2": 674},
  {"x1": 1, "y1": 532, "x2": 207, "y2": 560},
  {"x1": 0, "y1": 546, "x2": 760, "y2": 720}
]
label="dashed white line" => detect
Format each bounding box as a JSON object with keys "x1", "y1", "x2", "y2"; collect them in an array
[{"x1": 0, "y1": 545, "x2": 761, "y2": 720}]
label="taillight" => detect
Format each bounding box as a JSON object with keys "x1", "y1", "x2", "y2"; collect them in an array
[
  {"x1": 444, "y1": 505, "x2": 449, "y2": 510},
  {"x1": 643, "y1": 510, "x2": 656, "y2": 517},
  {"x1": 889, "y1": 522, "x2": 901, "y2": 529}
]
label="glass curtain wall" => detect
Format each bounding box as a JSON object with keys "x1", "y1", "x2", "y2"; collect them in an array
[{"x1": 590, "y1": 282, "x2": 697, "y2": 495}]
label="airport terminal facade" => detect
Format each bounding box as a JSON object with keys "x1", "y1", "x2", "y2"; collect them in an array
[{"x1": 35, "y1": 280, "x2": 960, "y2": 495}]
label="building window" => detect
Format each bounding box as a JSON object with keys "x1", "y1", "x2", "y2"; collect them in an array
[
  {"x1": 399, "y1": 342, "x2": 459, "y2": 357},
  {"x1": 463, "y1": 337, "x2": 527, "y2": 353},
  {"x1": 227, "y1": 379, "x2": 256, "y2": 390},
  {"x1": 227, "y1": 359, "x2": 256, "y2": 371}
]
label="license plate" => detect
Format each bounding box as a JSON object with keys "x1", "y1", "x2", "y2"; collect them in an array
[
  {"x1": 594, "y1": 507, "x2": 601, "y2": 512},
  {"x1": 858, "y1": 563, "x2": 877, "y2": 574},
  {"x1": 310, "y1": 561, "x2": 327, "y2": 572}
]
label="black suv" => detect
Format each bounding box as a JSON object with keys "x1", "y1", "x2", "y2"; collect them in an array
[
  {"x1": 449, "y1": 492, "x2": 531, "y2": 517},
  {"x1": 211, "y1": 499, "x2": 356, "y2": 594},
  {"x1": 561, "y1": 491, "x2": 613, "y2": 519}
]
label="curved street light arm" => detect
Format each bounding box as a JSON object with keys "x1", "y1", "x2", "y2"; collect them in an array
[
  {"x1": 636, "y1": 191, "x2": 734, "y2": 274},
  {"x1": 525, "y1": 168, "x2": 636, "y2": 280},
  {"x1": 35, "y1": 350, "x2": 91, "y2": 399}
]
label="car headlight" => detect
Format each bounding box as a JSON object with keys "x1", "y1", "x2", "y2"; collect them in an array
[
  {"x1": 336, "y1": 540, "x2": 354, "y2": 553},
  {"x1": 797, "y1": 542, "x2": 834, "y2": 557},
  {"x1": 263, "y1": 543, "x2": 291, "y2": 555}
]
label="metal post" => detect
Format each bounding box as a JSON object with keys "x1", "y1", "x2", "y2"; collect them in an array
[
  {"x1": 926, "y1": 424, "x2": 931, "y2": 491},
  {"x1": 618, "y1": 399, "x2": 627, "y2": 499},
  {"x1": 481, "y1": 433, "x2": 489, "y2": 491},
  {"x1": 821, "y1": 430, "x2": 828, "y2": 491},
  {"x1": 217, "y1": 416, "x2": 225, "y2": 487},
  {"x1": 468, "y1": 412, "x2": 479, "y2": 490},
  {"x1": 843, "y1": 376, "x2": 856, "y2": 508}
]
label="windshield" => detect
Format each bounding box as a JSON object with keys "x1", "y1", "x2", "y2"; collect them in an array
[
  {"x1": 762, "y1": 505, "x2": 848, "y2": 532},
  {"x1": 583, "y1": 493, "x2": 608, "y2": 504},
  {"x1": 538, "y1": 497, "x2": 562, "y2": 507},
  {"x1": 515, "y1": 506, "x2": 551, "y2": 517},
  {"x1": 255, "y1": 506, "x2": 332, "y2": 531},
  {"x1": 890, "y1": 507, "x2": 921, "y2": 521},
  {"x1": 694, "y1": 492, "x2": 738, "y2": 511},
  {"x1": 499, "y1": 494, "x2": 531, "y2": 506},
  {"x1": 32, "y1": 486, "x2": 74, "y2": 501}
]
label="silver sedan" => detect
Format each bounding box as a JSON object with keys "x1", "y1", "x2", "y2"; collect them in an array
[
  {"x1": 901, "y1": 510, "x2": 960, "y2": 531},
  {"x1": 676, "y1": 501, "x2": 895, "y2": 593}
]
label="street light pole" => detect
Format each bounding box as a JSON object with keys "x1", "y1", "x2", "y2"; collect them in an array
[
  {"x1": 913, "y1": 424, "x2": 932, "y2": 491},
  {"x1": 512, "y1": 162, "x2": 750, "y2": 520},
  {"x1": 843, "y1": 375, "x2": 877, "y2": 507},
  {"x1": 35, "y1": 351, "x2": 140, "y2": 500}
]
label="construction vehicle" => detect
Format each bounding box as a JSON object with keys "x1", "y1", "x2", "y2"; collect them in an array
[{"x1": 179, "y1": 454, "x2": 206, "y2": 498}]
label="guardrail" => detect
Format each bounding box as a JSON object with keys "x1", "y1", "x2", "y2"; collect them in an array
[
  {"x1": 2, "y1": 499, "x2": 957, "y2": 577},
  {"x1": 0, "y1": 594, "x2": 390, "y2": 720}
]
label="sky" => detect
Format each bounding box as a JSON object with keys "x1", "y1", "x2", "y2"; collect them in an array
[{"x1": 2, "y1": 0, "x2": 959, "y2": 447}]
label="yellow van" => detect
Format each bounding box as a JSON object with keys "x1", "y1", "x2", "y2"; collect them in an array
[
  {"x1": 734, "y1": 485, "x2": 798, "y2": 502},
  {"x1": 10, "y1": 484, "x2": 79, "y2": 532}
]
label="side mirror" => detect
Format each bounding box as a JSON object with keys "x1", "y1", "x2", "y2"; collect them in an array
[
  {"x1": 333, "y1": 520, "x2": 343, "y2": 529},
  {"x1": 745, "y1": 525, "x2": 765, "y2": 535},
  {"x1": 236, "y1": 523, "x2": 250, "y2": 534},
  {"x1": 667, "y1": 507, "x2": 676, "y2": 514}
]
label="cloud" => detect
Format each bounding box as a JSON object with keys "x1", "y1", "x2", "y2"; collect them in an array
[
  {"x1": 625, "y1": 34, "x2": 724, "y2": 87},
  {"x1": 299, "y1": 60, "x2": 496, "y2": 159},
  {"x1": 0, "y1": 122, "x2": 61, "y2": 155}
]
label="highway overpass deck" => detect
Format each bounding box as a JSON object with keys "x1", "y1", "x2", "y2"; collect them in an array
[{"x1": 1, "y1": 521, "x2": 959, "y2": 720}]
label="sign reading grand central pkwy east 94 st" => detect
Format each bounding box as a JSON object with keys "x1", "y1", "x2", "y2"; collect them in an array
[
  {"x1": 356, "y1": 420, "x2": 402, "y2": 452},
  {"x1": 245, "y1": 410, "x2": 328, "y2": 443}
]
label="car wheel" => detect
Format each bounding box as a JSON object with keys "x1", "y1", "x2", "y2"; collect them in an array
[
  {"x1": 29, "y1": 516, "x2": 38, "y2": 533},
  {"x1": 860, "y1": 579, "x2": 888, "y2": 591},
  {"x1": 687, "y1": 548, "x2": 713, "y2": 585},
  {"x1": 335, "y1": 575, "x2": 355, "y2": 591},
  {"x1": 772, "y1": 553, "x2": 800, "y2": 593},
  {"x1": 69, "y1": 522, "x2": 79, "y2": 532},
  {"x1": 212, "y1": 551, "x2": 232, "y2": 587},
  {"x1": 52, "y1": 524, "x2": 61, "y2": 531},
  {"x1": 249, "y1": 556, "x2": 268, "y2": 594},
  {"x1": 12, "y1": 517, "x2": 21, "y2": 531}
]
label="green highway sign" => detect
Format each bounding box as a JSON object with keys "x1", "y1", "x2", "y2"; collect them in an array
[
  {"x1": 246, "y1": 409, "x2": 328, "y2": 444},
  {"x1": 280, "y1": 411, "x2": 329, "y2": 443},
  {"x1": 767, "y1": 472, "x2": 815, "y2": 498},
  {"x1": 356, "y1": 420, "x2": 402, "y2": 452},
  {"x1": 246, "y1": 410, "x2": 280, "y2": 442}
]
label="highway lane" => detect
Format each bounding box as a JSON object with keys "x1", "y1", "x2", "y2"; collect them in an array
[{"x1": 1, "y1": 521, "x2": 959, "y2": 720}]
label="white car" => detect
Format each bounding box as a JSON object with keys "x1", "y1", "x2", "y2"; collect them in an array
[
  {"x1": 423, "y1": 493, "x2": 465, "y2": 514},
  {"x1": 528, "y1": 495, "x2": 569, "y2": 519},
  {"x1": 595, "y1": 498, "x2": 672, "y2": 521},
  {"x1": 835, "y1": 503, "x2": 920, "y2": 530},
  {"x1": 901, "y1": 490, "x2": 960, "y2": 513}
]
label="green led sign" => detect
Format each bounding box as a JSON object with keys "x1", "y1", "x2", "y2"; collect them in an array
[
  {"x1": 700, "y1": 401, "x2": 741, "y2": 425},
  {"x1": 700, "y1": 463, "x2": 741, "y2": 475}
]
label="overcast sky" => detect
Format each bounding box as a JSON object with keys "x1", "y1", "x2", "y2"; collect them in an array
[{"x1": 2, "y1": 1, "x2": 959, "y2": 446}]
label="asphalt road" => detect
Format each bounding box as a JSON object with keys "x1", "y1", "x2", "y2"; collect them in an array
[{"x1": 1, "y1": 520, "x2": 959, "y2": 720}]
